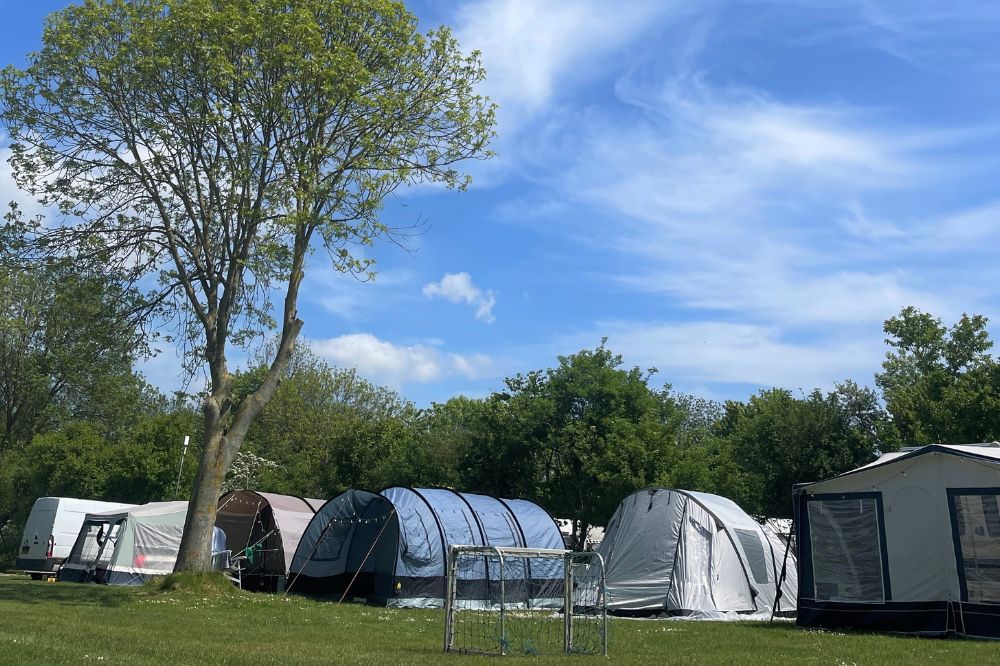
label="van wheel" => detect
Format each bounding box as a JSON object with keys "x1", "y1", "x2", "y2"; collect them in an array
[{"x1": 29, "y1": 573, "x2": 42, "y2": 581}]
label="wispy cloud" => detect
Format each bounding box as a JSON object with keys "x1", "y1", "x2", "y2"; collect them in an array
[
  {"x1": 770, "y1": 1, "x2": 1000, "y2": 67},
  {"x1": 303, "y1": 265, "x2": 415, "y2": 321},
  {"x1": 562, "y1": 319, "x2": 887, "y2": 392},
  {"x1": 422, "y1": 272, "x2": 496, "y2": 323},
  {"x1": 455, "y1": 0, "x2": 680, "y2": 129},
  {"x1": 310, "y1": 333, "x2": 493, "y2": 389},
  {"x1": 537, "y1": 72, "x2": 999, "y2": 329}
]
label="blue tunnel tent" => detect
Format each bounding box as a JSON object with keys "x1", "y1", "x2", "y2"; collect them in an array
[{"x1": 287, "y1": 487, "x2": 565, "y2": 607}]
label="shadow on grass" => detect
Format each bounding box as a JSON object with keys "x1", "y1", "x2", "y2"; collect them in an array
[{"x1": 0, "y1": 576, "x2": 129, "y2": 607}]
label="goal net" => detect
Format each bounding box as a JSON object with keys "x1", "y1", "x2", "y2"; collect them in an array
[{"x1": 444, "y1": 546, "x2": 608, "y2": 656}]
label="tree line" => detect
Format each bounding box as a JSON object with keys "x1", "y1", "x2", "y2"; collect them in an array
[
  {"x1": 2, "y1": 260, "x2": 997, "y2": 565},
  {"x1": 0, "y1": 0, "x2": 996, "y2": 573}
]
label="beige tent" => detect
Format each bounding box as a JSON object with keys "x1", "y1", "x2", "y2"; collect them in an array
[
  {"x1": 215, "y1": 491, "x2": 323, "y2": 592},
  {"x1": 795, "y1": 443, "x2": 1000, "y2": 638}
]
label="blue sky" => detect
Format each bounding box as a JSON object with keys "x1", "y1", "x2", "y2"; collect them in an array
[{"x1": 3, "y1": 1, "x2": 1000, "y2": 405}]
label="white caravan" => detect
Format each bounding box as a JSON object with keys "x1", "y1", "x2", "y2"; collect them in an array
[{"x1": 16, "y1": 497, "x2": 134, "y2": 578}]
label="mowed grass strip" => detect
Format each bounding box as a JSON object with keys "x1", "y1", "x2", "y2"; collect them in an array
[{"x1": 0, "y1": 575, "x2": 993, "y2": 665}]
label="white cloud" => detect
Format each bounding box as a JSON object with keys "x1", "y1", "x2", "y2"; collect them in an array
[
  {"x1": 565, "y1": 320, "x2": 886, "y2": 392},
  {"x1": 310, "y1": 333, "x2": 492, "y2": 388},
  {"x1": 769, "y1": 1, "x2": 1000, "y2": 67},
  {"x1": 532, "y1": 72, "x2": 994, "y2": 330},
  {"x1": 0, "y1": 139, "x2": 46, "y2": 221},
  {"x1": 456, "y1": 1, "x2": 674, "y2": 117},
  {"x1": 422, "y1": 272, "x2": 496, "y2": 323}
]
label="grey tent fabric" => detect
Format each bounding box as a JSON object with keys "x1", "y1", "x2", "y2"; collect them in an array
[
  {"x1": 795, "y1": 443, "x2": 1000, "y2": 638},
  {"x1": 59, "y1": 502, "x2": 227, "y2": 585},
  {"x1": 287, "y1": 487, "x2": 564, "y2": 608},
  {"x1": 215, "y1": 490, "x2": 319, "y2": 592},
  {"x1": 598, "y1": 488, "x2": 797, "y2": 618}
]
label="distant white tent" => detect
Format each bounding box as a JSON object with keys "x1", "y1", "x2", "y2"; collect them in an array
[
  {"x1": 59, "y1": 501, "x2": 226, "y2": 585},
  {"x1": 554, "y1": 519, "x2": 605, "y2": 550},
  {"x1": 597, "y1": 488, "x2": 797, "y2": 618},
  {"x1": 795, "y1": 442, "x2": 1000, "y2": 638}
]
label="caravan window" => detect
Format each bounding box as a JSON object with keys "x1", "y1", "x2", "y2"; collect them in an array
[
  {"x1": 807, "y1": 496, "x2": 886, "y2": 603},
  {"x1": 949, "y1": 490, "x2": 1000, "y2": 604}
]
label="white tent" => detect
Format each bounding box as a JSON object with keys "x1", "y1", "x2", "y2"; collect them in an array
[
  {"x1": 597, "y1": 488, "x2": 797, "y2": 618},
  {"x1": 795, "y1": 443, "x2": 1000, "y2": 638},
  {"x1": 58, "y1": 501, "x2": 225, "y2": 585}
]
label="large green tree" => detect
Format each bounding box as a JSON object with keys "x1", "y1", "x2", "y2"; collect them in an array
[
  {"x1": 719, "y1": 382, "x2": 894, "y2": 518},
  {"x1": 877, "y1": 306, "x2": 1000, "y2": 444},
  {"x1": 2, "y1": 0, "x2": 494, "y2": 570},
  {"x1": 462, "y1": 343, "x2": 680, "y2": 547},
  {"x1": 231, "y1": 343, "x2": 432, "y2": 496},
  {"x1": 0, "y1": 214, "x2": 150, "y2": 453}
]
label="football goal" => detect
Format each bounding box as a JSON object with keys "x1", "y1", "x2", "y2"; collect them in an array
[{"x1": 443, "y1": 546, "x2": 608, "y2": 656}]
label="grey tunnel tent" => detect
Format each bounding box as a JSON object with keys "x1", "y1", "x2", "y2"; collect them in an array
[
  {"x1": 215, "y1": 490, "x2": 323, "y2": 592},
  {"x1": 597, "y1": 488, "x2": 797, "y2": 618},
  {"x1": 287, "y1": 487, "x2": 565, "y2": 607},
  {"x1": 795, "y1": 443, "x2": 1000, "y2": 638},
  {"x1": 58, "y1": 501, "x2": 226, "y2": 585}
]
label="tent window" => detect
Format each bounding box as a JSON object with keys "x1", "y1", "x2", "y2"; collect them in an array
[
  {"x1": 67, "y1": 521, "x2": 107, "y2": 568},
  {"x1": 983, "y1": 496, "x2": 1000, "y2": 538},
  {"x1": 950, "y1": 492, "x2": 1000, "y2": 604},
  {"x1": 735, "y1": 529, "x2": 769, "y2": 584},
  {"x1": 807, "y1": 497, "x2": 885, "y2": 603}
]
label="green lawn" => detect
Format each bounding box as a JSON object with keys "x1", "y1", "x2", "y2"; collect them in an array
[{"x1": 0, "y1": 574, "x2": 993, "y2": 665}]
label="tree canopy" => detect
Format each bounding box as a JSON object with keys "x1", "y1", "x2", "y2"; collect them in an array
[
  {"x1": 1, "y1": 0, "x2": 495, "y2": 569},
  {"x1": 878, "y1": 307, "x2": 1000, "y2": 444}
]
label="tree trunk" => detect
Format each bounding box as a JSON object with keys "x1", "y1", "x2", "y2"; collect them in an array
[
  {"x1": 574, "y1": 520, "x2": 590, "y2": 552},
  {"x1": 174, "y1": 402, "x2": 230, "y2": 571}
]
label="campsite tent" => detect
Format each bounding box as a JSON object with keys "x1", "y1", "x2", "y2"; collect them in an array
[
  {"x1": 287, "y1": 487, "x2": 565, "y2": 607},
  {"x1": 795, "y1": 443, "x2": 1000, "y2": 638},
  {"x1": 58, "y1": 501, "x2": 225, "y2": 585},
  {"x1": 597, "y1": 488, "x2": 797, "y2": 618},
  {"x1": 215, "y1": 491, "x2": 323, "y2": 592}
]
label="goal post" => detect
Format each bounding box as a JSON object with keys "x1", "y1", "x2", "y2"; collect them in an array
[{"x1": 443, "y1": 546, "x2": 608, "y2": 656}]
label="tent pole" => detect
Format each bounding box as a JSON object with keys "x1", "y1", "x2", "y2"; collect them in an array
[
  {"x1": 769, "y1": 523, "x2": 793, "y2": 623},
  {"x1": 337, "y1": 508, "x2": 397, "y2": 604}
]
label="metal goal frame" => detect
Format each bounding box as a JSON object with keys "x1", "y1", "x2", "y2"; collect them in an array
[{"x1": 443, "y1": 545, "x2": 608, "y2": 656}]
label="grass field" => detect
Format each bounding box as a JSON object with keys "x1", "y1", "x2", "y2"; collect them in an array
[{"x1": 0, "y1": 574, "x2": 994, "y2": 665}]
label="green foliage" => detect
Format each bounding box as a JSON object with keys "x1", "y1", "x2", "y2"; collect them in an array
[
  {"x1": 0, "y1": 222, "x2": 151, "y2": 453},
  {"x1": 459, "y1": 341, "x2": 680, "y2": 545},
  {"x1": 2, "y1": 0, "x2": 496, "y2": 569},
  {"x1": 718, "y1": 382, "x2": 892, "y2": 518},
  {"x1": 0, "y1": 401, "x2": 200, "y2": 566},
  {"x1": 878, "y1": 306, "x2": 1000, "y2": 444},
  {"x1": 229, "y1": 342, "x2": 440, "y2": 496}
]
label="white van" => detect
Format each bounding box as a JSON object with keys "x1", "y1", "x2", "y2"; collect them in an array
[{"x1": 16, "y1": 497, "x2": 134, "y2": 579}]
